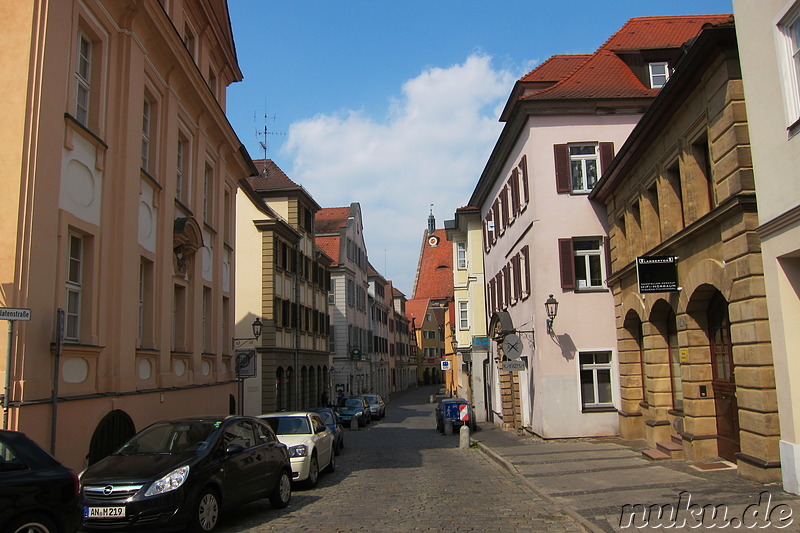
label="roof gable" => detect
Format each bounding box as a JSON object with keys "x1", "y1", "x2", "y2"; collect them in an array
[{"x1": 412, "y1": 229, "x2": 454, "y2": 301}]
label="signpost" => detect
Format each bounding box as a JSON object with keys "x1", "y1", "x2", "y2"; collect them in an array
[
  {"x1": 1, "y1": 308, "x2": 32, "y2": 429},
  {"x1": 502, "y1": 360, "x2": 526, "y2": 372},
  {"x1": 637, "y1": 256, "x2": 679, "y2": 293},
  {"x1": 502, "y1": 334, "x2": 523, "y2": 359}
]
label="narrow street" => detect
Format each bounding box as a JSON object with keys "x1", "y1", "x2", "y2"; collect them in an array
[{"x1": 214, "y1": 386, "x2": 583, "y2": 533}]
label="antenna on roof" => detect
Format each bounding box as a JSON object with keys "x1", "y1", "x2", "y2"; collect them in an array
[{"x1": 254, "y1": 110, "x2": 286, "y2": 165}]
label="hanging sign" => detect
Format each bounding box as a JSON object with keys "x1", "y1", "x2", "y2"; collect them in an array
[{"x1": 637, "y1": 256, "x2": 679, "y2": 293}]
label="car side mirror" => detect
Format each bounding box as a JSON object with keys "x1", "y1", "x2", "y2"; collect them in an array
[{"x1": 225, "y1": 443, "x2": 245, "y2": 456}]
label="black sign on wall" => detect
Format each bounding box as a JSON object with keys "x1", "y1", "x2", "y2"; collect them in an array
[{"x1": 637, "y1": 256, "x2": 679, "y2": 293}]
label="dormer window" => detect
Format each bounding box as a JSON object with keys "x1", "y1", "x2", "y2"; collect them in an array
[{"x1": 649, "y1": 62, "x2": 671, "y2": 88}]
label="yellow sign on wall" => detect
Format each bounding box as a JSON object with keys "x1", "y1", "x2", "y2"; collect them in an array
[{"x1": 680, "y1": 348, "x2": 689, "y2": 363}]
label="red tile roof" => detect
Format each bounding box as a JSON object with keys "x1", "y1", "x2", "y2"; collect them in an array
[
  {"x1": 520, "y1": 55, "x2": 591, "y2": 83},
  {"x1": 315, "y1": 235, "x2": 340, "y2": 265},
  {"x1": 315, "y1": 207, "x2": 351, "y2": 234},
  {"x1": 520, "y1": 15, "x2": 732, "y2": 102},
  {"x1": 603, "y1": 15, "x2": 733, "y2": 51},
  {"x1": 406, "y1": 298, "x2": 430, "y2": 327},
  {"x1": 412, "y1": 229, "x2": 454, "y2": 301},
  {"x1": 249, "y1": 159, "x2": 301, "y2": 190}
]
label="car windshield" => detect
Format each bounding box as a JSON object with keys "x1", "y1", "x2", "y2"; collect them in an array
[
  {"x1": 316, "y1": 411, "x2": 335, "y2": 425},
  {"x1": 264, "y1": 416, "x2": 311, "y2": 435},
  {"x1": 344, "y1": 399, "x2": 363, "y2": 408},
  {"x1": 115, "y1": 420, "x2": 219, "y2": 455},
  {"x1": 365, "y1": 397, "x2": 378, "y2": 405}
]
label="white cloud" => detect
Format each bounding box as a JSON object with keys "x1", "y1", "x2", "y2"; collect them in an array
[{"x1": 282, "y1": 54, "x2": 517, "y2": 295}]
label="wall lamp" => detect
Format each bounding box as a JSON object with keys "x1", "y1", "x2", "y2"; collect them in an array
[
  {"x1": 545, "y1": 294, "x2": 559, "y2": 335},
  {"x1": 232, "y1": 317, "x2": 263, "y2": 349}
]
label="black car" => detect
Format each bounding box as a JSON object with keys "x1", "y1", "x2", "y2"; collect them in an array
[
  {"x1": 310, "y1": 408, "x2": 344, "y2": 455},
  {"x1": 0, "y1": 429, "x2": 81, "y2": 533},
  {"x1": 435, "y1": 398, "x2": 476, "y2": 433},
  {"x1": 79, "y1": 416, "x2": 292, "y2": 532}
]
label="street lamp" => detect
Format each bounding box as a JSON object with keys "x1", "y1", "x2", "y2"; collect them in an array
[
  {"x1": 545, "y1": 294, "x2": 559, "y2": 335},
  {"x1": 232, "y1": 317, "x2": 263, "y2": 349}
]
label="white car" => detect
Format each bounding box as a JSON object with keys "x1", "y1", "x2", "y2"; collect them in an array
[{"x1": 259, "y1": 412, "x2": 335, "y2": 488}]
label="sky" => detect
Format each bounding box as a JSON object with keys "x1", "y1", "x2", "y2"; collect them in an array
[{"x1": 226, "y1": 0, "x2": 733, "y2": 296}]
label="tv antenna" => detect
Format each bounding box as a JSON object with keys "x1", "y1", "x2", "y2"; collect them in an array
[{"x1": 254, "y1": 112, "x2": 286, "y2": 162}]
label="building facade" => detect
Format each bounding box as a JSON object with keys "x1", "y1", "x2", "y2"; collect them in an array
[
  {"x1": 368, "y1": 265, "x2": 391, "y2": 397},
  {"x1": 445, "y1": 206, "x2": 490, "y2": 423},
  {"x1": 316, "y1": 204, "x2": 372, "y2": 396},
  {"x1": 733, "y1": 0, "x2": 800, "y2": 491},
  {"x1": 1, "y1": 0, "x2": 251, "y2": 469},
  {"x1": 391, "y1": 288, "x2": 415, "y2": 391},
  {"x1": 591, "y1": 23, "x2": 779, "y2": 482},
  {"x1": 468, "y1": 15, "x2": 731, "y2": 438},
  {"x1": 236, "y1": 160, "x2": 332, "y2": 415}
]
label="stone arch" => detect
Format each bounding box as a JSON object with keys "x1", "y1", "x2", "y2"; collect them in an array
[
  {"x1": 676, "y1": 258, "x2": 731, "y2": 316},
  {"x1": 87, "y1": 409, "x2": 135, "y2": 466}
]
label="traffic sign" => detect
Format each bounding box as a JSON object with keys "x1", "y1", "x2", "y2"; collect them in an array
[
  {"x1": 440, "y1": 360, "x2": 451, "y2": 371},
  {"x1": 459, "y1": 404, "x2": 469, "y2": 421},
  {"x1": 502, "y1": 334, "x2": 523, "y2": 359},
  {"x1": 0, "y1": 308, "x2": 31, "y2": 321}
]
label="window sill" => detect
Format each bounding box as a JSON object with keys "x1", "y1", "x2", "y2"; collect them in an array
[
  {"x1": 581, "y1": 406, "x2": 616, "y2": 414},
  {"x1": 574, "y1": 286, "x2": 609, "y2": 293}
]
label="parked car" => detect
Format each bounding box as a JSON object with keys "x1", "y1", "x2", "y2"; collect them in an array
[
  {"x1": 435, "y1": 398, "x2": 476, "y2": 433},
  {"x1": 335, "y1": 396, "x2": 371, "y2": 428},
  {"x1": 362, "y1": 394, "x2": 386, "y2": 419},
  {"x1": 259, "y1": 412, "x2": 335, "y2": 488},
  {"x1": 0, "y1": 429, "x2": 81, "y2": 533},
  {"x1": 80, "y1": 415, "x2": 292, "y2": 532},
  {"x1": 310, "y1": 407, "x2": 344, "y2": 455}
]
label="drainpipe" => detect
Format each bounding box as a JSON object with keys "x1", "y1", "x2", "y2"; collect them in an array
[
  {"x1": 51, "y1": 309, "x2": 65, "y2": 454},
  {"x1": 3, "y1": 321, "x2": 12, "y2": 430}
]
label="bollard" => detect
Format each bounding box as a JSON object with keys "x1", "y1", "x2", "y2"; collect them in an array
[
  {"x1": 350, "y1": 417, "x2": 358, "y2": 429},
  {"x1": 444, "y1": 419, "x2": 453, "y2": 436},
  {"x1": 429, "y1": 394, "x2": 435, "y2": 404},
  {"x1": 459, "y1": 424, "x2": 470, "y2": 448}
]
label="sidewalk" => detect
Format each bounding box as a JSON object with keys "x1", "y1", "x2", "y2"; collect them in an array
[{"x1": 471, "y1": 424, "x2": 800, "y2": 532}]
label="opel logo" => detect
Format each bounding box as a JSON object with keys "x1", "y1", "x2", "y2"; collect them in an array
[{"x1": 103, "y1": 485, "x2": 114, "y2": 496}]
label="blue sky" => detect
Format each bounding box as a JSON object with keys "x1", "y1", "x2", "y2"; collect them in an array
[{"x1": 226, "y1": 0, "x2": 733, "y2": 296}]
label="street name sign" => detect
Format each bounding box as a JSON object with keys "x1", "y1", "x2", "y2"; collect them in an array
[{"x1": 0, "y1": 308, "x2": 31, "y2": 321}]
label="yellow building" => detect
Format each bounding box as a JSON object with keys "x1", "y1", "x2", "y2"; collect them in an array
[
  {"x1": 0, "y1": 0, "x2": 252, "y2": 470},
  {"x1": 590, "y1": 23, "x2": 779, "y2": 482}
]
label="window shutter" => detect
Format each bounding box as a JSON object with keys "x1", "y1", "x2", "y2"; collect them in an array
[
  {"x1": 604, "y1": 236, "x2": 612, "y2": 282},
  {"x1": 521, "y1": 245, "x2": 531, "y2": 297},
  {"x1": 558, "y1": 238, "x2": 575, "y2": 289},
  {"x1": 513, "y1": 254, "x2": 522, "y2": 301},
  {"x1": 554, "y1": 144, "x2": 570, "y2": 193},
  {"x1": 599, "y1": 142, "x2": 615, "y2": 173},
  {"x1": 510, "y1": 170, "x2": 520, "y2": 215},
  {"x1": 501, "y1": 186, "x2": 509, "y2": 228},
  {"x1": 492, "y1": 200, "x2": 500, "y2": 242},
  {"x1": 503, "y1": 265, "x2": 511, "y2": 306},
  {"x1": 520, "y1": 155, "x2": 530, "y2": 205}
]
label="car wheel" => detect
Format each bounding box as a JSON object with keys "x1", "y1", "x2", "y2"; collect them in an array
[
  {"x1": 268, "y1": 470, "x2": 292, "y2": 509},
  {"x1": 326, "y1": 446, "x2": 336, "y2": 473},
  {"x1": 190, "y1": 488, "x2": 220, "y2": 532},
  {"x1": 304, "y1": 454, "x2": 319, "y2": 488},
  {"x1": 7, "y1": 515, "x2": 57, "y2": 533}
]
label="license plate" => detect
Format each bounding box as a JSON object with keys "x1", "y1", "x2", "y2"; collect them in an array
[{"x1": 84, "y1": 506, "x2": 125, "y2": 518}]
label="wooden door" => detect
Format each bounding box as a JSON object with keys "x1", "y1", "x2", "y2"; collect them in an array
[{"x1": 708, "y1": 294, "x2": 739, "y2": 461}]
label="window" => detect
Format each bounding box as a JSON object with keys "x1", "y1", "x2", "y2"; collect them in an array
[
  {"x1": 172, "y1": 284, "x2": 186, "y2": 351},
  {"x1": 203, "y1": 164, "x2": 213, "y2": 224},
  {"x1": 554, "y1": 143, "x2": 614, "y2": 194},
  {"x1": 570, "y1": 144, "x2": 599, "y2": 193},
  {"x1": 579, "y1": 351, "x2": 613, "y2": 409},
  {"x1": 558, "y1": 237, "x2": 607, "y2": 290},
  {"x1": 65, "y1": 234, "x2": 83, "y2": 341},
  {"x1": 75, "y1": 33, "x2": 92, "y2": 125},
  {"x1": 648, "y1": 62, "x2": 670, "y2": 89},
  {"x1": 779, "y1": 8, "x2": 800, "y2": 124},
  {"x1": 458, "y1": 301, "x2": 469, "y2": 330},
  {"x1": 141, "y1": 99, "x2": 151, "y2": 172},
  {"x1": 176, "y1": 137, "x2": 186, "y2": 203},
  {"x1": 456, "y1": 242, "x2": 467, "y2": 269}
]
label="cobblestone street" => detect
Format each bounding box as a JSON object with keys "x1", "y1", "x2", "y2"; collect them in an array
[{"x1": 213, "y1": 386, "x2": 583, "y2": 533}]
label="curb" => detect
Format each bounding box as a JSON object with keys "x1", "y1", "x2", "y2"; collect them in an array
[{"x1": 472, "y1": 439, "x2": 603, "y2": 533}]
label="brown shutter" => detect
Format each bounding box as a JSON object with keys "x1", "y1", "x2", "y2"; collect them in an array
[
  {"x1": 520, "y1": 155, "x2": 530, "y2": 205},
  {"x1": 604, "y1": 236, "x2": 612, "y2": 282},
  {"x1": 503, "y1": 265, "x2": 511, "y2": 306},
  {"x1": 521, "y1": 245, "x2": 531, "y2": 296},
  {"x1": 599, "y1": 142, "x2": 615, "y2": 173},
  {"x1": 554, "y1": 144, "x2": 570, "y2": 193},
  {"x1": 513, "y1": 254, "x2": 522, "y2": 301},
  {"x1": 558, "y1": 238, "x2": 575, "y2": 289},
  {"x1": 492, "y1": 200, "x2": 500, "y2": 241},
  {"x1": 501, "y1": 186, "x2": 509, "y2": 228}
]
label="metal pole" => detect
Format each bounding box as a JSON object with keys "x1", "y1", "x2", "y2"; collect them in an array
[
  {"x1": 3, "y1": 321, "x2": 12, "y2": 429},
  {"x1": 51, "y1": 309, "x2": 65, "y2": 454}
]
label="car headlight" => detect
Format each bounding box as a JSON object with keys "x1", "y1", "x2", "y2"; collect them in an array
[
  {"x1": 289, "y1": 445, "x2": 308, "y2": 458},
  {"x1": 144, "y1": 465, "x2": 190, "y2": 497},
  {"x1": 355, "y1": 412, "x2": 362, "y2": 417}
]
